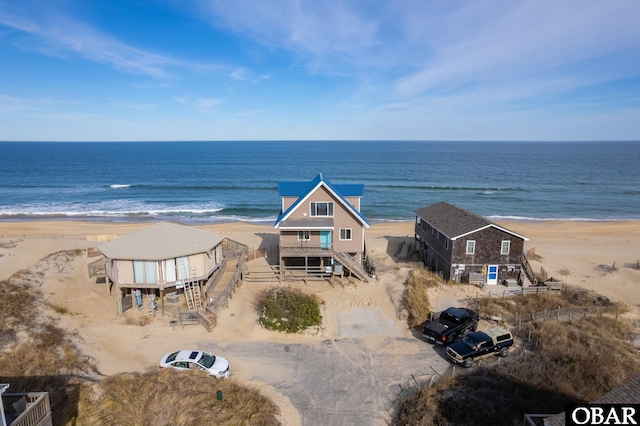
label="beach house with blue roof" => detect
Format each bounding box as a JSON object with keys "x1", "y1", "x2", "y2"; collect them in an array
[{"x1": 274, "y1": 174, "x2": 371, "y2": 282}]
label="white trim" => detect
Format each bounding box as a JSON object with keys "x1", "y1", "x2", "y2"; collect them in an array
[
  {"x1": 278, "y1": 224, "x2": 334, "y2": 230},
  {"x1": 310, "y1": 201, "x2": 334, "y2": 217},
  {"x1": 298, "y1": 230, "x2": 310, "y2": 241},
  {"x1": 466, "y1": 240, "x2": 476, "y2": 255},
  {"x1": 277, "y1": 181, "x2": 370, "y2": 228},
  {"x1": 450, "y1": 224, "x2": 529, "y2": 241},
  {"x1": 339, "y1": 228, "x2": 352, "y2": 241}
]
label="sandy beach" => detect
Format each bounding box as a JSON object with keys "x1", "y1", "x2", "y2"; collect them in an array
[{"x1": 1, "y1": 219, "x2": 639, "y2": 424}]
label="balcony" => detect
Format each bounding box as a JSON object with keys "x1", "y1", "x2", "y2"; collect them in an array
[
  {"x1": 2, "y1": 390, "x2": 52, "y2": 426},
  {"x1": 279, "y1": 243, "x2": 332, "y2": 256}
]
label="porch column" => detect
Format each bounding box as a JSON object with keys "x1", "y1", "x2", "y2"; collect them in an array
[{"x1": 117, "y1": 286, "x2": 123, "y2": 316}]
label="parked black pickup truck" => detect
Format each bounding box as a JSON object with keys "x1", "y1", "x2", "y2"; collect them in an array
[
  {"x1": 446, "y1": 326, "x2": 514, "y2": 368},
  {"x1": 421, "y1": 307, "x2": 479, "y2": 345}
]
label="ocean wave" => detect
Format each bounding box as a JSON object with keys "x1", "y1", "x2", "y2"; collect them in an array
[
  {"x1": 366, "y1": 184, "x2": 517, "y2": 192},
  {"x1": 109, "y1": 184, "x2": 131, "y2": 188},
  {"x1": 487, "y1": 215, "x2": 629, "y2": 222},
  {"x1": 0, "y1": 200, "x2": 226, "y2": 217}
]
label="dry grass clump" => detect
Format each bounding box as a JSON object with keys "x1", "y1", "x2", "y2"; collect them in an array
[
  {"x1": 1, "y1": 258, "x2": 97, "y2": 424},
  {"x1": 124, "y1": 316, "x2": 152, "y2": 327},
  {"x1": 76, "y1": 368, "x2": 280, "y2": 426},
  {"x1": 0, "y1": 280, "x2": 39, "y2": 326},
  {"x1": 395, "y1": 314, "x2": 640, "y2": 425},
  {"x1": 403, "y1": 269, "x2": 443, "y2": 327},
  {"x1": 521, "y1": 316, "x2": 638, "y2": 400},
  {"x1": 396, "y1": 372, "x2": 580, "y2": 426},
  {"x1": 476, "y1": 286, "x2": 622, "y2": 319}
]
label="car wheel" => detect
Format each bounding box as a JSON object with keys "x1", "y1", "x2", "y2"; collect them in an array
[
  {"x1": 462, "y1": 359, "x2": 473, "y2": 368},
  {"x1": 499, "y1": 347, "x2": 508, "y2": 358}
]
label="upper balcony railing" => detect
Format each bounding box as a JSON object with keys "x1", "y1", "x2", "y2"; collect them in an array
[{"x1": 280, "y1": 243, "x2": 332, "y2": 254}]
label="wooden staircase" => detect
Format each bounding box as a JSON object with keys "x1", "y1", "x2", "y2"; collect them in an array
[{"x1": 333, "y1": 250, "x2": 370, "y2": 283}]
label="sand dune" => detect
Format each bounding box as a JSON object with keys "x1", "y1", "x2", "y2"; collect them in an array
[{"x1": 1, "y1": 219, "x2": 639, "y2": 424}]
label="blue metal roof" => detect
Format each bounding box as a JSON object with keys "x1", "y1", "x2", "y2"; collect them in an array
[
  {"x1": 274, "y1": 173, "x2": 369, "y2": 227},
  {"x1": 279, "y1": 181, "x2": 364, "y2": 197}
]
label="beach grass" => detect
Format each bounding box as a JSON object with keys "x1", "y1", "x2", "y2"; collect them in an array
[
  {"x1": 75, "y1": 368, "x2": 280, "y2": 426},
  {"x1": 395, "y1": 292, "x2": 640, "y2": 426},
  {"x1": 0, "y1": 253, "x2": 280, "y2": 426},
  {"x1": 403, "y1": 269, "x2": 441, "y2": 327}
]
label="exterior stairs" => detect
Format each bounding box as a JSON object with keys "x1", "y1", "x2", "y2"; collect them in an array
[{"x1": 333, "y1": 250, "x2": 370, "y2": 283}]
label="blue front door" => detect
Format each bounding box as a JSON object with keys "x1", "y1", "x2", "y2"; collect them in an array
[
  {"x1": 487, "y1": 265, "x2": 498, "y2": 285},
  {"x1": 320, "y1": 231, "x2": 331, "y2": 249}
]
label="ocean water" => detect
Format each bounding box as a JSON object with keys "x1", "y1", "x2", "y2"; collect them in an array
[{"x1": 0, "y1": 141, "x2": 639, "y2": 224}]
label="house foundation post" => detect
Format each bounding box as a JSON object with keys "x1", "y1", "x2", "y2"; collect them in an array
[{"x1": 117, "y1": 286, "x2": 123, "y2": 316}]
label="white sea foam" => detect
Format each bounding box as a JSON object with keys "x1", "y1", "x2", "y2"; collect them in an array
[
  {"x1": 488, "y1": 215, "x2": 622, "y2": 222},
  {"x1": 109, "y1": 184, "x2": 131, "y2": 188},
  {"x1": 0, "y1": 200, "x2": 226, "y2": 217}
]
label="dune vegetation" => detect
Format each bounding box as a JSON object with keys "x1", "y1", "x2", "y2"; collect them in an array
[
  {"x1": 0, "y1": 253, "x2": 280, "y2": 426},
  {"x1": 396, "y1": 280, "x2": 640, "y2": 426}
]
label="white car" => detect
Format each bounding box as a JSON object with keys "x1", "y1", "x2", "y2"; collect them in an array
[{"x1": 159, "y1": 350, "x2": 230, "y2": 378}]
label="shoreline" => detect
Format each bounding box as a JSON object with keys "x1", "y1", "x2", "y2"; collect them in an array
[{"x1": 1, "y1": 215, "x2": 639, "y2": 226}]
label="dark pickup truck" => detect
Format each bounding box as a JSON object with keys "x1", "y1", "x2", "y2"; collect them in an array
[
  {"x1": 421, "y1": 307, "x2": 479, "y2": 345},
  {"x1": 445, "y1": 326, "x2": 514, "y2": 368}
]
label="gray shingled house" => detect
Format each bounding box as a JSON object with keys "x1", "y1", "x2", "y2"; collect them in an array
[{"x1": 414, "y1": 201, "x2": 528, "y2": 285}]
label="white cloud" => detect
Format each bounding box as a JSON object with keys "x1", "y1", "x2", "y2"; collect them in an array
[
  {"x1": 230, "y1": 68, "x2": 248, "y2": 80},
  {"x1": 0, "y1": 1, "x2": 213, "y2": 79},
  {"x1": 173, "y1": 96, "x2": 222, "y2": 113},
  {"x1": 111, "y1": 102, "x2": 158, "y2": 111},
  {"x1": 194, "y1": 98, "x2": 222, "y2": 111}
]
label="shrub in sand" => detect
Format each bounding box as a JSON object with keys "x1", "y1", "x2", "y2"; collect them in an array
[
  {"x1": 256, "y1": 287, "x2": 323, "y2": 333},
  {"x1": 403, "y1": 269, "x2": 443, "y2": 327}
]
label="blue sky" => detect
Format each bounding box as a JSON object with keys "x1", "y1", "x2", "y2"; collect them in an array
[{"x1": 1, "y1": 0, "x2": 639, "y2": 141}]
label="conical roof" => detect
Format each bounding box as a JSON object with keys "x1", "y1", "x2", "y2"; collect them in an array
[{"x1": 99, "y1": 221, "x2": 224, "y2": 260}]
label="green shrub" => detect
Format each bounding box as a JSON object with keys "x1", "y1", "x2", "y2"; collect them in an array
[{"x1": 256, "y1": 287, "x2": 322, "y2": 333}]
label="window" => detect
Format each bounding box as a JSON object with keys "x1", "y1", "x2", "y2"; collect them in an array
[
  {"x1": 501, "y1": 240, "x2": 510, "y2": 255},
  {"x1": 310, "y1": 202, "x2": 334, "y2": 216},
  {"x1": 445, "y1": 239, "x2": 449, "y2": 250},
  {"x1": 298, "y1": 231, "x2": 310, "y2": 241},
  {"x1": 339, "y1": 228, "x2": 352, "y2": 241},
  {"x1": 466, "y1": 240, "x2": 475, "y2": 255},
  {"x1": 497, "y1": 334, "x2": 511, "y2": 342}
]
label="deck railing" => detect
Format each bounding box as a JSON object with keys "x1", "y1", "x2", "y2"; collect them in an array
[
  {"x1": 280, "y1": 243, "x2": 332, "y2": 254},
  {"x1": 2, "y1": 392, "x2": 52, "y2": 426},
  {"x1": 521, "y1": 252, "x2": 536, "y2": 284}
]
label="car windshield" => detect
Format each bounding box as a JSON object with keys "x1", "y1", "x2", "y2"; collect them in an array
[
  {"x1": 462, "y1": 335, "x2": 482, "y2": 348},
  {"x1": 165, "y1": 351, "x2": 179, "y2": 362},
  {"x1": 198, "y1": 353, "x2": 216, "y2": 369},
  {"x1": 439, "y1": 312, "x2": 458, "y2": 323}
]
